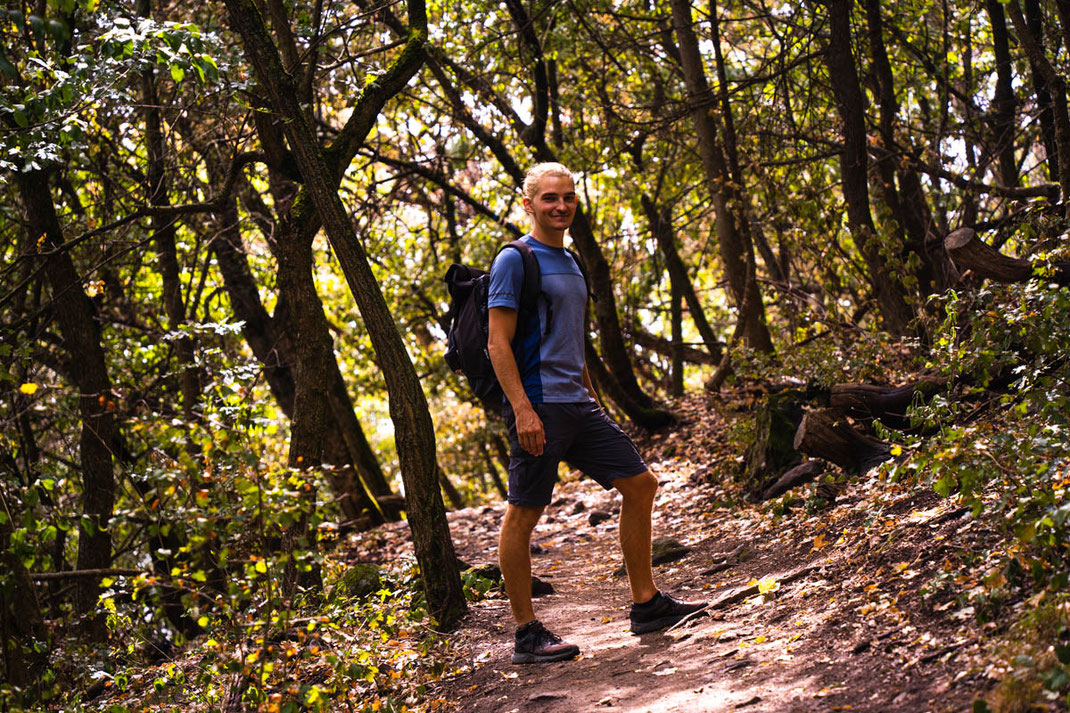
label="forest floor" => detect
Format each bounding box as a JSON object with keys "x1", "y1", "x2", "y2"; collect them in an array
[{"x1": 354, "y1": 394, "x2": 1015, "y2": 713}]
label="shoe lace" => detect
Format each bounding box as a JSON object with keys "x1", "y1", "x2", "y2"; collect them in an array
[{"x1": 524, "y1": 622, "x2": 563, "y2": 650}]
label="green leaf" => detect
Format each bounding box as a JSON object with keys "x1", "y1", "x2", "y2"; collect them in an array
[
  {"x1": 972, "y1": 700, "x2": 992, "y2": 713},
  {"x1": 1056, "y1": 644, "x2": 1070, "y2": 666},
  {"x1": 170, "y1": 63, "x2": 185, "y2": 83}
]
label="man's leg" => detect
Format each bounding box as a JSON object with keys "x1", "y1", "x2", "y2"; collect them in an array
[
  {"x1": 499, "y1": 503, "x2": 545, "y2": 625},
  {"x1": 612, "y1": 471, "x2": 659, "y2": 604}
]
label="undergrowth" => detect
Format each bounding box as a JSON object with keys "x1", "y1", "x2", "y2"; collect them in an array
[{"x1": 38, "y1": 557, "x2": 457, "y2": 713}]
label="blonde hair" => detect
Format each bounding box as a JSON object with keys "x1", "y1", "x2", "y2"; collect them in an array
[{"x1": 523, "y1": 162, "x2": 575, "y2": 200}]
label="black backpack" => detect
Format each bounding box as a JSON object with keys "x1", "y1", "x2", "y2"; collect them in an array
[{"x1": 443, "y1": 240, "x2": 590, "y2": 412}]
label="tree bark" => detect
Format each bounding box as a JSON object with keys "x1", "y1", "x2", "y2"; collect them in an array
[
  {"x1": 945, "y1": 227, "x2": 1070, "y2": 285},
  {"x1": 863, "y1": 0, "x2": 950, "y2": 297},
  {"x1": 986, "y1": 0, "x2": 1019, "y2": 188},
  {"x1": 823, "y1": 0, "x2": 915, "y2": 335},
  {"x1": 793, "y1": 409, "x2": 893, "y2": 474},
  {"x1": 138, "y1": 0, "x2": 200, "y2": 426},
  {"x1": 669, "y1": 0, "x2": 774, "y2": 353},
  {"x1": 209, "y1": 176, "x2": 395, "y2": 526},
  {"x1": 0, "y1": 486, "x2": 46, "y2": 692},
  {"x1": 829, "y1": 377, "x2": 945, "y2": 430},
  {"x1": 640, "y1": 195, "x2": 724, "y2": 363},
  {"x1": 16, "y1": 170, "x2": 116, "y2": 637},
  {"x1": 584, "y1": 335, "x2": 675, "y2": 429},
  {"x1": 1007, "y1": 0, "x2": 1070, "y2": 205},
  {"x1": 222, "y1": 0, "x2": 465, "y2": 627}
]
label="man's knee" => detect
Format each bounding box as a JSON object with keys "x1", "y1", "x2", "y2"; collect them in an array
[
  {"x1": 614, "y1": 471, "x2": 659, "y2": 501},
  {"x1": 502, "y1": 504, "x2": 544, "y2": 535}
]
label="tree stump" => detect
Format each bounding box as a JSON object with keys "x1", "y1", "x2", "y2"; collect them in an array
[
  {"x1": 742, "y1": 391, "x2": 808, "y2": 493},
  {"x1": 793, "y1": 409, "x2": 893, "y2": 474}
]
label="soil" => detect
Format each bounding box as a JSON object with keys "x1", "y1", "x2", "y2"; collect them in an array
[{"x1": 353, "y1": 396, "x2": 1005, "y2": 713}]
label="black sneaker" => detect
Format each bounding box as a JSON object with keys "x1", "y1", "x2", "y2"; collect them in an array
[
  {"x1": 511, "y1": 620, "x2": 580, "y2": 664},
  {"x1": 629, "y1": 591, "x2": 708, "y2": 634}
]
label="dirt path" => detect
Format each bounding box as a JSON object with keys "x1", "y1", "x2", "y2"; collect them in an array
[{"x1": 355, "y1": 404, "x2": 1000, "y2": 713}]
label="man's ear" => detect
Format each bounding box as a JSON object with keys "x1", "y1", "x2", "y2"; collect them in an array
[{"x1": 522, "y1": 197, "x2": 533, "y2": 214}]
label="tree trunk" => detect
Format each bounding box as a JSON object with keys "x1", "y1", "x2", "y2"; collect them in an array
[
  {"x1": 16, "y1": 170, "x2": 116, "y2": 638},
  {"x1": 1024, "y1": 0, "x2": 1060, "y2": 185},
  {"x1": 761, "y1": 461, "x2": 826, "y2": 501},
  {"x1": 864, "y1": 0, "x2": 949, "y2": 298},
  {"x1": 640, "y1": 195, "x2": 724, "y2": 362},
  {"x1": 1007, "y1": 0, "x2": 1070, "y2": 205},
  {"x1": 986, "y1": 0, "x2": 1019, "y2": 188},
  {"x1": 0, "y1": 486, "x2": 46, "y2": 693},
  {"x1": 138, "y1": 0, "x2": 200, "y2": 426},
  {"x1": 584, "y1": 335, "x2": 675, "y2": 429},
  {"x1": 223, "y1": 0, "x2": 465, "y2": 627},
  {"x1": 670, "y1": 269, "x2": 684, "y2": 398},
  {"x1": 823, "y1": 0, "x2": 915, "y2": 335},
  {"x1": 669, "y1": 0, "x2": 774, "y2": 354},
  {"x1": 206, "y1": 152, "x2": 394, "y2": 525}
]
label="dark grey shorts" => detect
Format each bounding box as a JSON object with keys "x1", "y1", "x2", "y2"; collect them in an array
[{"x1": 503, "y1": 401, "x2": 649, "y2": 507}]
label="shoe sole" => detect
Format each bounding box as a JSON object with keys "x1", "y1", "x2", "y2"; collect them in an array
[
  {"x1": 630, "y1": 604, "x2": 709, "y2": 635},
  {"x1": 511, "y1": 645, "x2": 580, "y2": 664}
]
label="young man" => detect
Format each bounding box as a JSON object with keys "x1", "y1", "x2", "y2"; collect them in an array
[{"x1": 487, "y1": 163, "x2": 707, "y2": 664}]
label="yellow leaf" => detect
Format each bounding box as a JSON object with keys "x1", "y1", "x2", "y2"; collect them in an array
[
  {"x1": 19, "y1": 383, "x2": 38, "y2": 395},
  {"x1": 754, "y1": 635, "x2": 767, "y2": 644},
  {"x1": 890, "y1": 444, "x2": 902, "y2": 456},
  {"x1": 757, "y1": 577, "x2": 780, "y2": 595},
  {"x1": 810, "y1": 533, "x2": 827, "y2": 552}
]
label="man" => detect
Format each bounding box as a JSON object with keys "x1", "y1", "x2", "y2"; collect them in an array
[{"x1": 487, "y1": 162, "x2": 707, "y2": 664}]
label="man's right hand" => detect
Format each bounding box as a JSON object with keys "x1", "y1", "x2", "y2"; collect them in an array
[{"x1": 514, "y1": 404, "x2": 545, "y2": 456}]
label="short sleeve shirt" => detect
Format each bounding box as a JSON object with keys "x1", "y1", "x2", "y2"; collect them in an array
[{"x1": 487, "y1": 236, "x2": 592, "y2": 404}]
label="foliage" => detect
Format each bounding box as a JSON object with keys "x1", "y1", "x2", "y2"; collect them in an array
[
  {"x1": 3, "y1": 0, "x2": 1070, "y2": 707},
  {"x1": 981, "y1": 595, "x2": 1070, "y2": 713}
]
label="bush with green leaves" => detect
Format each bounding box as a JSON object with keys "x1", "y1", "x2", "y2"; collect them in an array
[{"x1": 896, "y1": 268, "x2": 1070, "y2": 598}]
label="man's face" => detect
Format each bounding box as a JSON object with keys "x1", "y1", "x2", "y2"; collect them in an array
[{"x1": 524, "y1": 174, "x2": 577, "y2": 234}]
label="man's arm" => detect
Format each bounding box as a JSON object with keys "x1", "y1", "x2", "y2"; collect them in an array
[
  {"x1": 488, "y1": 306, "x2": 545, "y2": 456},
  {"x1": 581, "y1": 364, "x2": 601, "y2": 408}
]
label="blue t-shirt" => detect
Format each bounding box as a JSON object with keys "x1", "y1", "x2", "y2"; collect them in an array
[{"x1": 487, "y1": 236, "x2": 592, "y2": 404}]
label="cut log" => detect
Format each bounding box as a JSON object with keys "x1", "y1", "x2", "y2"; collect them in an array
[
  {"x1": 741, "y1": 390, "x2": 809, "y2": 494},
  {"x1": 761, "y1": 461, "x2": 826, "y2": 500},
  {"x1": 829, "y1": 376, "x2": 945, "y2": 430},
  {"x1": 945, "y1": 228, "x2": 1070, "y2": 285},
  {"x1": 793, "y1": 409, "x2": 893, "y2": 474}
]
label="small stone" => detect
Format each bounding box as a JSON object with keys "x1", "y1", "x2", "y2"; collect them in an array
[
  {"x1": 329, "y1": 563, "x2": 381, "y2": 601},
  {"x1": 589, "y1": 511, "x2": 613, "y2": 527},
  {"x1": 651, "y1": 536, "x2": 691, "y2": 566}
]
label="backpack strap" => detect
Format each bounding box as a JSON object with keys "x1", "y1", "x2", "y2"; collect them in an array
[
  {"x1": 501, "y1": 239, "x2": 542, "y2": 315},
  {"x1": 564, "y1": 247, "x2": 597, "y2": 302}
]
